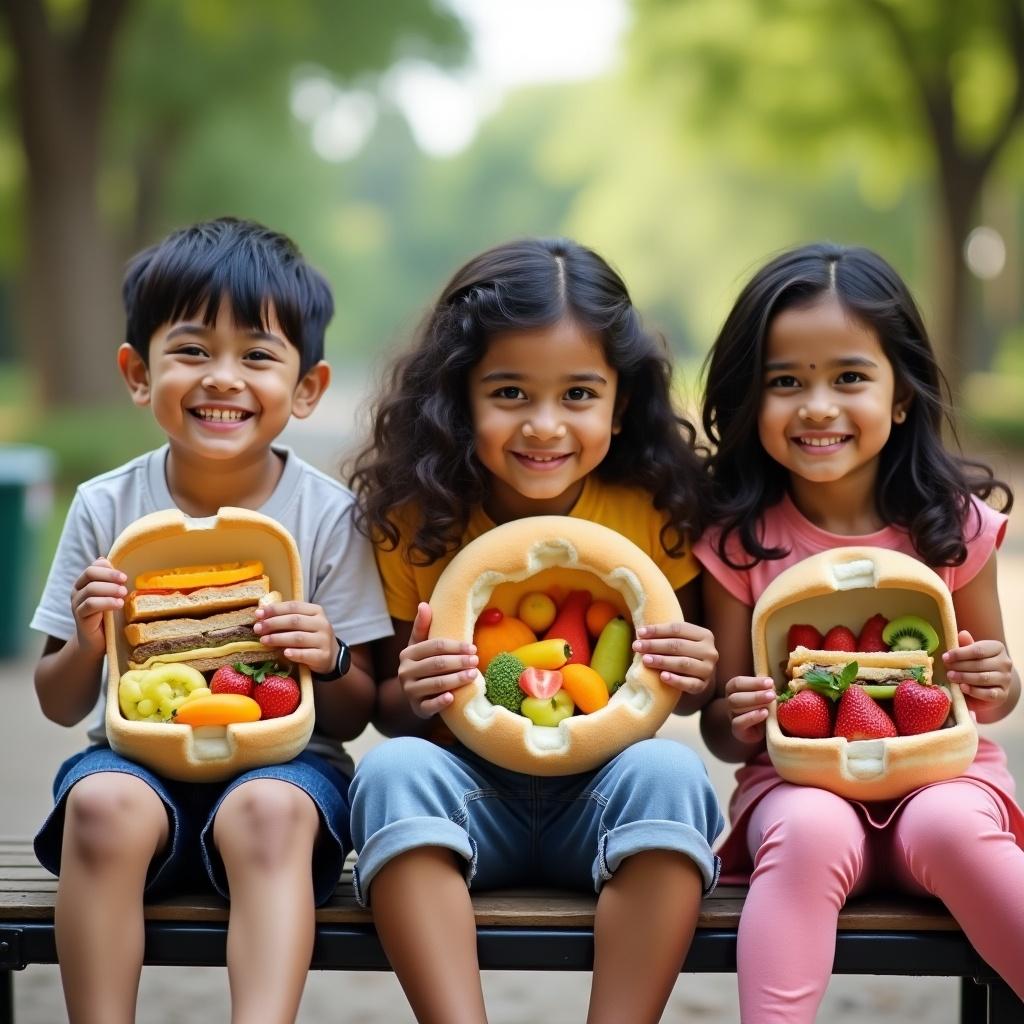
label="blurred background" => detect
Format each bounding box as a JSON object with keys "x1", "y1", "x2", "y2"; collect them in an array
[{"x1": 1, "y1": 0, "x2": 1023, "y2": 1020}]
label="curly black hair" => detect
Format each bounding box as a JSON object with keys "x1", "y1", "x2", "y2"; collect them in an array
[
  {"x1": 349, "y1": 237, "x2": 707, "y2": 564},
  {"x1": 701, "y1": 242, "x2": 1011, "y2": 569}
]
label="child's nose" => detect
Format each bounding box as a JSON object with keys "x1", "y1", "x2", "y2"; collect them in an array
[
  {"x1": 202, "y1": 361, "x2": 244, "y2": 392},
  {"x1": 798, "y1": 389, "x2": 839, "y2": 422},
  {"x1": 522, "y1": 406, "x2": 566, "y2": 440}
]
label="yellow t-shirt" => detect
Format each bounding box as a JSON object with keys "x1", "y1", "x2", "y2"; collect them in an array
[{"x1": 375, "y1": 476, "x2": 700, "y2": 622}]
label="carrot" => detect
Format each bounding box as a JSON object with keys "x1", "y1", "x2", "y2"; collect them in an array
[
  {"x1": 560, "y1": 663, "x2": 609, "y2": 714},
  {"x1": 172, "y1": 693, "x2": 261, "y2": 726}
]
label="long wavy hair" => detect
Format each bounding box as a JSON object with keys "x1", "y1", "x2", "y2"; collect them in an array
[
  {"x1": 702, "y1": 242, "x2": 1011, "y2": 569},
  {"x1": 349, "y1": 237, "x2": 707, "y2": 564}
]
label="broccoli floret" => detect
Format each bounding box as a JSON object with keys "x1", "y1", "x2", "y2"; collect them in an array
[{"x1": 484, "y1": 653, "x2": 527, "y2": 714}]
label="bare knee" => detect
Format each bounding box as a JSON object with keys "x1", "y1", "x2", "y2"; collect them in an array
[
  {"x1": 63, "y1": 773, "x2": 167, "y2": 867},
  {"x1": 214, "y1": 779, "x2": 319, "y2": 870}
]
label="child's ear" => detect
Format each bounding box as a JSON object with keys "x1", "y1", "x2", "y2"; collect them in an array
[
  {"x1": 892, "y1": 389, "x2": 912, "y2": 425},
  {"x1": 118, "y1": 344, "x2": 151, "y2": 407},
  {"x1": 291, "y1": 360, "x2": 331, "y2": 420},
  {"x1": 612, "y1": 392, "x2": 630, "y2": 435}
]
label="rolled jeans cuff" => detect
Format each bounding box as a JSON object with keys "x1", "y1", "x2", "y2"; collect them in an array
[
  {"x1": 352, "y1": 815, "x2": 476, "y2": 907},
  {"x1": 597, "y1": 819, "x2": 722, "y2": 896}
]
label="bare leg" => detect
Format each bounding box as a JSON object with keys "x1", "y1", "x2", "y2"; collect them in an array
[
  {"x1": 56, "y1": 773, "x2": 169, "y2": 1024},
  {"x1": 587, "y1": 850, "x2": 703, "y2": 1024},
  {"x1": 213, "y1": 779, "x2": 321, "y2": 1024},
  {"x1": 370, "y1": 847, "x2": 487, "y2": 1024}
]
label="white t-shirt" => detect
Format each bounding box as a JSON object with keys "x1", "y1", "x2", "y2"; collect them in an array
[{"x1": 31, "y1": 444, "x2": 393, "y2": 775}]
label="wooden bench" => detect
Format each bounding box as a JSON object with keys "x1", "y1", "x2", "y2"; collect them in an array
[{"x1": 1, "y1": 836, "x2": 1020, "y2": 1022}]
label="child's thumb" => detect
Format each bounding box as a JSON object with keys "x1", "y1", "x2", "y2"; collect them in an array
[
  {"x1": 956, "y1": 628, "x2": 975, "y2": 648},
  {"x1": 411, "y1": 602, "x2": 432, "y2": 645}
]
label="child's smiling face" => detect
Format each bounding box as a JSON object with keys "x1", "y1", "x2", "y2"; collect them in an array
[
  {"x1": 758, "y1": 295, "x2": 907, "y2": 492},
  {"x1": 120, "y1": 298, "x2": 321, "y2": 468},
  {"x1": 468, "y1": 318, "x2": 620, "y2": 522}
]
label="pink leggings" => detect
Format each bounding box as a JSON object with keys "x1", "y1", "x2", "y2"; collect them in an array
[{"x1": 738, "y1": 781, "x2": 1024, "y2": 1024}]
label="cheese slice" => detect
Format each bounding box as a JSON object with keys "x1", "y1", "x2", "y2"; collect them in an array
[{"x1": 128, "y1": 640, "x2": 267, "y2": 671}]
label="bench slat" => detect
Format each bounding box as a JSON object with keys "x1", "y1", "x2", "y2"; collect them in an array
[{"x1": 0, "y1": 839, "x2": 962, "y2": 933}]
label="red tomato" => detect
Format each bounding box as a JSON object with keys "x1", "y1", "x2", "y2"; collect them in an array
[
  {"x1": 518, "y1": 667, "x2": 563, "y2": 700},
  {"x1": 477, "y1": 607, "x2": 503, "y2": 627}
]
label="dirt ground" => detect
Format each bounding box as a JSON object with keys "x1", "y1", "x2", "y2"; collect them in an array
[{"x1": 2, "y1": 404, "x2": 1021, "y2": 1022}]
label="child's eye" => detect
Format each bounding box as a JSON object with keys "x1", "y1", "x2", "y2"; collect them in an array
[
  {"x1": 173, "y1": 344, "x2": 208, "y2": 358},
  {"x1": 491, "y1": 386, "x2": 525, "y2": 400},
  {"x1": 835, "y1": 371, "x2": 867, "y2": 385},
  {"x1": 244, "y1": 349, "x2": 277, "y2": 363},
  {"x1": 766, "y1": 375, "x2": 800, "y2": 389},
  {"x1": 564, "y1": 387, "x2": 595, "y2": 402}
]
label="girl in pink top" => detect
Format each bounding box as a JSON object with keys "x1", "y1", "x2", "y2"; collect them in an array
[{"x1": 695, "y1": 242, "x2": 1023, "y2": 1022}]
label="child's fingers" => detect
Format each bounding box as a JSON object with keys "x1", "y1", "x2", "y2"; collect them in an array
[
  {"x1": 403, "y1": 651, "x2": 478, "y2": 683},
  {"x1": 958, "y1": 682, "x2": 1008, "y2": 702},
  {"x1": 417, "y1": 691, "x2": 456, "y2": 717},
  {"x1": 634, "y1": 622, "x2": 713, "y2": 645},
  {"x1": 409, "y1": 602, "x2": 433, "y2": 647},
  {"x1": 731, "y1": 708, "x2": 768, "y2": 742},
  {"x1": 403, "y1": 636, "x2": 476, "y2": 666},
  {"x1": 725, "y1": 676, "x2": 775, "y2": 698},
  {"x1": 74, "y1": 563, "x2": 127, "y2": 591},
  {"x1": 74, "y1": 594, "x2": 125, "y2": 619},
  {"x1": 659, "y1": 672, "x2": 713, "y2": 694}
]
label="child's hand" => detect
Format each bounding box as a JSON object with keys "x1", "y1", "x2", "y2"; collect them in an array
[
  {"x1": 942, "y1": 629, "x2": 1014, "y2": 709},
  {"x1": 724, "y1": 676, "x2": 776, "y2": 745},
  {"x1": 399, "y1": 602, "x2": 478, "y2": 719},
  {"x1": 254, "y1": 600, "x2": 336, "y2": 676},
  {"x1": 632, "y1": 620, "x2": 718, "y2": 697},
  {"x1": 71, "y1": 557, "x2": 127, "y2": 657}
]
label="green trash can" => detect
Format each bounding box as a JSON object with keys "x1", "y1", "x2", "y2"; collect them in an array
[{"x1": 0, "y1": 444, "x2": 54, "y2": 658}]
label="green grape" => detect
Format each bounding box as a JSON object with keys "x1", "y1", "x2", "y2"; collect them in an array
[
  {"x1": 120, "y1": 679, "x2": 143, "y2": 704},
  {"x1": 136, "y1": 698, "x2": 156, "y2": 717}
]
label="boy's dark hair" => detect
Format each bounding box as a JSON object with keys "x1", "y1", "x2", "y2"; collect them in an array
[
  {"x1": 349, "y1": 236, "x2": 708, "y2": 565},
  {"x1": 701, "y1": 241, "x2": 1012, "y2": 569},
  {"x1": 122, "y1": 217, "x2": 333, "y2": 375}
]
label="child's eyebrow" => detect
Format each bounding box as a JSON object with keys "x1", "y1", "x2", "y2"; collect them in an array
[
  {"x1": 763, "y1": 357, "x2": 878, "y2": 371},
  {"x1": 479, "y1": 371, "x2": 609, "y2": 384},
  {"x1": 163, "y1": 324, "x2": 286, "y2": 347}
]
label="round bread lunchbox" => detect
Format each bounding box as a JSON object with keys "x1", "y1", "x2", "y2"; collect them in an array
[
  {"x1": 429, "y1": 516, "x2": 684, "y2": 775},
  {"x1": 754, "y1": 546, "x2": 977, "y2": 801},
  {"x1": 104, "y1": 507, "x2": 314, "y2": 782}
]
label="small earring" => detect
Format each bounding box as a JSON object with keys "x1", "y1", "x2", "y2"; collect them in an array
[{"x1": 893, "y1": 408, "x2": 907, "y2": 424}]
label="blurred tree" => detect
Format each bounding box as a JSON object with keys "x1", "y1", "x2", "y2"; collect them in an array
[
  {"x1": 632, "y1": 0, "x2": 1024, "y2": 391},
  {"x1": 0, "y1": 0, "x2": 464, "y2": 406}
]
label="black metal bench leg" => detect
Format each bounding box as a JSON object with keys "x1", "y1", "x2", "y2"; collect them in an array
[
  {"x1": 961, "y1": 977, "x2": 989, "y2": 1023},
  {"x1": 0, "y1": 969, "x2": 13, "y2": 1024},
  {"x1": 986, "y1": 977, "x2": 1024, "y2": 1023}
]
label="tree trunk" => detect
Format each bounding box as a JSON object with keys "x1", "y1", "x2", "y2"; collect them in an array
[{"x1": 1, "y1": 0, "x2": 129, "y2": 408}]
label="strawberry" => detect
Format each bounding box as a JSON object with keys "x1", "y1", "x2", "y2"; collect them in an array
[
  {"x1": 787, "y1": 624, "x2": 824, "y2": 653},
  {"x1": 893, "y1": 679, "x2": 951, "y2": 735},
  {"x1": 253, "y1": 671, "x2": 300, "y2": 719},
  {"x1": 857, "y1": 613, "x2": 889, "y2": 653},
  {"x1": 777, "y1": 689, "x2": 833, "y2": 738},
  {"x1": 210, "y1": 663, "x2": 256, "y2": 698},
  {"x1": 834, "y1": 686, "x2": 897, "y2": 740},
  {"x1": 822, "y1": 625, "x2": 858, "y2": 652}
]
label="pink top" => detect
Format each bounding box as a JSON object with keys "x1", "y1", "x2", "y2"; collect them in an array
[{"x1": 694, "y1": 494, "x2": 1022, "y2": 882}]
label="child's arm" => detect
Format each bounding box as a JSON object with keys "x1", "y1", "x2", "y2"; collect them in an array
[
  {"x1": 254, "y1": 600, "x2": 375, "y2": 741},
  {"x1": 34, "y1": 557, "x2": 127, "y2": 726},
  {"x1": 635, "y1": 579, "x2": 718, "y2": 716},
  {"x1": 698, "y1": 573, "x2": 776, "y2": 763},
  {"x1": 372, "y1": 603, "x2": 479, "y2": 737},
  {"x1": 944, "y1": 552, "x2": 1021, "y2": 724}
]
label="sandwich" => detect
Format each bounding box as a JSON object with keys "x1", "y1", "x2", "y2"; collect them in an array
[
  {"x1": 123, "y1": 561, "x2": 282, "y2": 671},
  {"x1": 787, "y1": 647, "x2": 933, "y2": 692}
]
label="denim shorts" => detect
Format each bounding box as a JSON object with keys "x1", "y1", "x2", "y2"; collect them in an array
[
  {"x1": 349, "y1": 737, "x2": 724, "y2": 907},
  {"x1": 34, "y1": 745, "x2": 351, "y2": 906}
]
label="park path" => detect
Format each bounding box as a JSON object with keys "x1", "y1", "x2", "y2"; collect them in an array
[{"x1": 3, "y1": 383, "x2": 1022, "y2": 1021}]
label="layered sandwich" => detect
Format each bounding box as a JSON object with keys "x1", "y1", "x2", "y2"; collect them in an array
[
  {"x1": 787, "y1": 647, "x2": 932, "y2": 692},
  {"x1": 124, "y1": 561, "x2": 282, "y2": 671}
]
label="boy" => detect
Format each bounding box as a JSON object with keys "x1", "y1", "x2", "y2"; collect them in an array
[{"x1": 30, "y1": 217, "x2": 392, "y2": 1023}]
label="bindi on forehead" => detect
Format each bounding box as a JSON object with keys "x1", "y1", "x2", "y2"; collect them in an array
[{"x1": 809, "y1": 363, "x2": 816, "y2": 369}]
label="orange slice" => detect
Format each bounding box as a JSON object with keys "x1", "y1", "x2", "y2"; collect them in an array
[{"x1": 135, "y1": 561, "x2": 263, "y2": 591}]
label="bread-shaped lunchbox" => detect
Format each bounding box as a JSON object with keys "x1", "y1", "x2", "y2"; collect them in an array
[
  {"x1": 754, "y1": 546, "x2": 977, "y2": 801},
  {"x1": 429, "y1": 516, "x2": 683, "y2": 775},
  {"x1": 104, "y1": 507, "x2": 313, "y2": 782}
]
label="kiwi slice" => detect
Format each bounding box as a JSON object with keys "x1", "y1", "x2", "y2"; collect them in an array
[{"x1": 882, "y1": 614, "x2": 940, "y2": 655}]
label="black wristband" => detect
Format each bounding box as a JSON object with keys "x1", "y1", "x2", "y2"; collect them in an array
[{"x1": 312, "y1": 638, "x2": 351, "y2": 682}]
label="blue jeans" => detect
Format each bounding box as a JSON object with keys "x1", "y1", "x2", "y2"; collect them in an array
[
  {"x1": 35, "y1": 745, "x2": 352, "y2": 905},
  {"x1": 349, "y1": 737, "x2": 723, "y2": 906}
]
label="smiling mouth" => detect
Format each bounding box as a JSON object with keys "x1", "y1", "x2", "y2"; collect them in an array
[
  {"x1": 793, "y1": 434, "x2": 851, "y2": 449},
  {"x1": 512, "y1": 451, "x2": 572, "y2": 467},
  {"x1": 190, "y1": 407, "x2": 253, "y2": 423}
]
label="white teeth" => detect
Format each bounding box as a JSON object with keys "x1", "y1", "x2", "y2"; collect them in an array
[
  {"x1": 799, "y1": 436, "x2": 846, "y2": 447},
  {"x1": 195, "y1": 408, "x2": 247, "y2": 422},
  {"x1": 521, "y1": 454, "x2": 564, "y2": 462}
]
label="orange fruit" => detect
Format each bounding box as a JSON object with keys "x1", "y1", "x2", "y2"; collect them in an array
[
  {"x1": 585, "y1": 600, "x2": 619, "y2": 639},
  {"x1": 473, "y1": 616, "x2": 536, "y2": 672}
]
